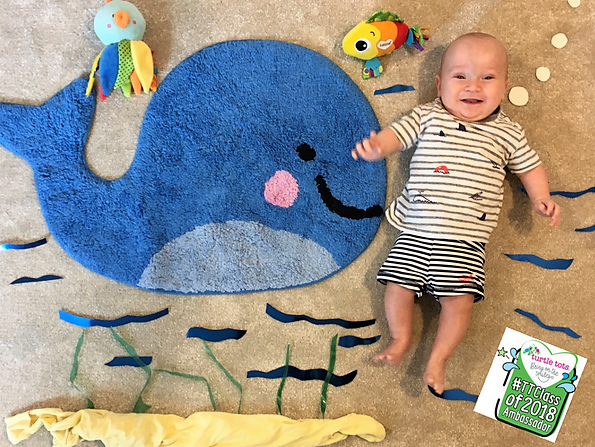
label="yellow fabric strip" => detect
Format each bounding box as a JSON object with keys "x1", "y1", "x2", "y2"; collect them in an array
[
  {"x1": 6, "y1": 408, "x2": 385, "y2": 447},
  {"x1": 86, "y1": 50, "x2": 103, "y2": 97},
  {"x1": 130, "y1": 41, "x2": 154, "y2": 93}
]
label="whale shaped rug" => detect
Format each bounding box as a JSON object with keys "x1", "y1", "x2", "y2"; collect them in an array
[{"x1": 0, "y1": 40, "x2": 386, "y2": 294}]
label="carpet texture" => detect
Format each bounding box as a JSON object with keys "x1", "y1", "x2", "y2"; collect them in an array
[
  {"x1": 1, "y1": 1, "x2": 594, "y2": 447},
  {"x1": 0, "y1": 40, "x2": 386, "y2": 294}
]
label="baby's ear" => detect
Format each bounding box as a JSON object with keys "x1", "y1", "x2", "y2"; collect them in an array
[{"x1": 435, "y1": 75, "x2": 442, "y2": 95}]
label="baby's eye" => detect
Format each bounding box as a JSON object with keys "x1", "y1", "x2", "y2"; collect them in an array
[
  {"x1": 454, "y1": 75, "x2": 465, "y2": 79},
  {"x1": 484, "y1": 75, "x2": 495, "y2": 80}
]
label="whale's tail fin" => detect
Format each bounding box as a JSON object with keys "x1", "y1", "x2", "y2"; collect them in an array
[{"x1": 0, "y1": 78, "x2": 95, "y2": 167}]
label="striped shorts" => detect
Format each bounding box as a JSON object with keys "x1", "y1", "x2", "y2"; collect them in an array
[{"x1": 377, "y1": 233, "x2": 486, "y2": 302}]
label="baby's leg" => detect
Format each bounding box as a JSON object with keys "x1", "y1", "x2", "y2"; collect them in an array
[
  {"x1": 423, "y1": 293, "x2": 474, "y2": 394},
  {"x1": 374, "y1": 282, "x2": 415, "y2": 365}
]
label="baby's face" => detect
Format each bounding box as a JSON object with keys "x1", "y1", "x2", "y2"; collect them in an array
[{"x1": 436, "y1": 36, "x2": 508, "y2": 122}]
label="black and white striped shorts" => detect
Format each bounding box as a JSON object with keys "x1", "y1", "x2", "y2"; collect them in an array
[{"x1": 377, "y1": 232, "x2": 486, "y2": 302}]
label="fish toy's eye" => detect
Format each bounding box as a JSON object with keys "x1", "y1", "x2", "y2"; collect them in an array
[
  {"x1": 354, "y1": 39, "x2": 370, "y2": 53},
  {"x1": 296, "y1": 143, "x2": 316, "y2": 161}
]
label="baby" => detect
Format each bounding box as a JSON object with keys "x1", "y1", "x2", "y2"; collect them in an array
[{"x1": 352, "y1": 33, "x2": 560, "y2": 394}]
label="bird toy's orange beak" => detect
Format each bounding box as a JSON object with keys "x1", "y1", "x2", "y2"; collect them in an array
[{"x1": 114, "y1": 10, "x2": 130, "y2": 29}]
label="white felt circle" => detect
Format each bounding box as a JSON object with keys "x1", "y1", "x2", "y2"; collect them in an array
[
  {"x1": 536, "y1": 67, "x2": 551, "y2": 82},
  {"x1": 509, "y1": 86, "x2": 529, "y2": 106},
  {"x1": 568, "y1": 0, "x2": 580, "y2": 7},
  {"x1": 551, "y1": 33, "x2": 568, "y2": 49}
]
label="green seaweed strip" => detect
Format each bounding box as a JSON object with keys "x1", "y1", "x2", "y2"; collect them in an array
[
  {"x1": 69, "y1": 330, "x2": 95, "y2": 409},
  {"x1": 320, "y1": 334, "x2": 338, "y2": 419},
  {"x1": 70, "y1": 331, "x2": 85, "y2": 384},
  {"x1": 276, "y1": 344, "x2": 291, "y2": 415},
  {"x1": 110, "y1": 328, "x2": 152, "y2": 413},
  {"x1": 203, "y1": 341, "x2": 243, "y2": 413},
  {"x1": 154, "y1": 369, "x2": 217, "y2": 410}
]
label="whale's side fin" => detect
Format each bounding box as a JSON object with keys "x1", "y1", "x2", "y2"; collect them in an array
[{"x1": 0, "y1": 78, "x2": 95, "y2": 168}]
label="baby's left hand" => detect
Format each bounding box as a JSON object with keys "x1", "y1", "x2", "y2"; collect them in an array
[{"x1": 533, "y1": 198, "x2": 561, "y2": 227}]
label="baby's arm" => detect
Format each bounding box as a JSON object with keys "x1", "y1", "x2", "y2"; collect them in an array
[
  {"x1": 516, "y1": 165, "x2": 561, "y2": 227},
  {"x1": 351, "y1": 128, "x2": 404, "y2": 161}
]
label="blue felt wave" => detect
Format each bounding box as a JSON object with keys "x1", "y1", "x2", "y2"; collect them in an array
[
  {"x1": 505, "y1": 254, "x2": 573, "y2": 270},
  {"x1": 0, "y1": 40, "x2": 385, "y2": 294},
  {"x1": 247, "y1": 365, "x2": 357, "y2": 387},
  {"x1": 10, "y1": 275, "x2": 62, "y2": 284},
  {"x1": 374, "y1": 84, "x2": 415, "y2": 95},
  {"x1": 428, "y1": 386, "x2": 478, "y2": 402},
  {"x1": 266, "y1": 304, "x2": 375, "y2": 328},
  {"x1": 59, "y1": 308, "x2": 169, "y2": 328},
  {"x1": 575, "y1": 224, "x2": 595, "y2": 232},
  {"x1": 518, "y1": 186, "x2": 595, "y2": 198},
  {"x1": 186, "y1": 327, "x2": 246, "y2": 342},
  {"x1": 515, "y1": 308, "x2": 581, "y2": 338},
  {"x1": 1, "y1": 238, "x2": 47, "y2": 251},
  {"x1": 105, "y1": 356, "x2": 153, "y2": 367},
  {"x1": 338, "y1": 335, "x2": 381, "y2": 348}
]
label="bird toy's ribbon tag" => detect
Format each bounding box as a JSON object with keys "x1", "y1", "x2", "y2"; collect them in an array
[{"x1": 474, "y1": 328, "x2": 587, "y2": 443}]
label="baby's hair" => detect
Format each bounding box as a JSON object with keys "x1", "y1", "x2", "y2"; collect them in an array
[{"x1": 439, "y1": 32, "x2": 509, "y2": 78}]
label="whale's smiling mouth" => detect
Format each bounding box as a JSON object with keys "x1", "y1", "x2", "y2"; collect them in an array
[
  {"x1": 315, "y1": 175, "x2": 383, "y2": 219},
  {"x1": 296, "y1": 143, "x2": 383, "y2": 220}
]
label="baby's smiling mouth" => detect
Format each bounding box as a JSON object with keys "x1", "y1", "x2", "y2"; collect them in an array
[{"x1": 461, "y1": 98, "x2": 482, "y2": 104}]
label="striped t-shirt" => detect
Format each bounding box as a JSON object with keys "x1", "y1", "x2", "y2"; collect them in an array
[{"x1": 386, "y1": 99, "x2": 541, "y2": 243}]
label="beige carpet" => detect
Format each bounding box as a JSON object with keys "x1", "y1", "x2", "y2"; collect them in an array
[{"x1": 0, "y1": 1, "x2": 593, "y2": 446}]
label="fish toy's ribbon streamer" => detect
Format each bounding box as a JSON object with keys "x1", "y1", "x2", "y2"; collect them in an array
[
  {"x1": 374, "y1": 84, "x2": 415, "y2": 95},
  {"x1": 515, "y1": 308, "x2": 581, "y2": 338},
  {"x1": 59, "y1": 308, "x2": 169, "y2": 328},
  {"x1": 186, "y1": 327, "x2": 246, "y2": 342},
  {"x1": 266, "y1": 304, "x2": 375, "y2": 328},
  {"x1": 428, "y1": 386, "x2": 478, "y2": 403},
  {"x1": 247, "y1": 366, "x2": 358, "y2": 387},
  {"x1": 338, "y1": 335, "x2": 381, "y2": 348},
  {"x1": 1, "y1": 238, "x2": 47, "y2": 251},
  {"x1": 11, "y1": 275, "x2": 62, "y2": 284},
  {"x1": 105, "y1": 356, "x2": 153, "y2": 367},
  {"x1": 518, "y1": 185, "x2": 595, "y2": 198},
  {"x1": 504, "y1": 254, "x2": 573, "y2": 270},
  {"x1": 575, "y1": 224, "x2": 595, "y2": 232}
]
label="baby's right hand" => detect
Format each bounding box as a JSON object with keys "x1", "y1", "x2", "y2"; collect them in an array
[{"x1": 351, "y1": 130, "x2": 384, "y2": 161}]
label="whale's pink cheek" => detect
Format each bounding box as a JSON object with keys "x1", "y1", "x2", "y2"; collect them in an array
[{"x1": 264, "y1": 170, "x2": 299, "y2": 208}]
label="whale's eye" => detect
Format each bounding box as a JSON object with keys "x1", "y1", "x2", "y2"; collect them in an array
[
  {"x1": 355, "y1": 39, "x2": 370, "y2": 53},
  {"x1": 296, "y1": 143, "x2": 316, "y2": 161}
]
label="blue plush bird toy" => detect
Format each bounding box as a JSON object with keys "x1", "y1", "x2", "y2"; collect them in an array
[{"x1": 87, "y1": 0, "x2": 157, "y2": 100}]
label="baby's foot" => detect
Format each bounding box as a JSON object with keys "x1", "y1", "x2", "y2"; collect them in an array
[
  {"x1": 373, "y1": 338, "x2": 410, "y2": 365},
  {"x1": 423, "y1": 357, "x2": 446, "y2": 394}
]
